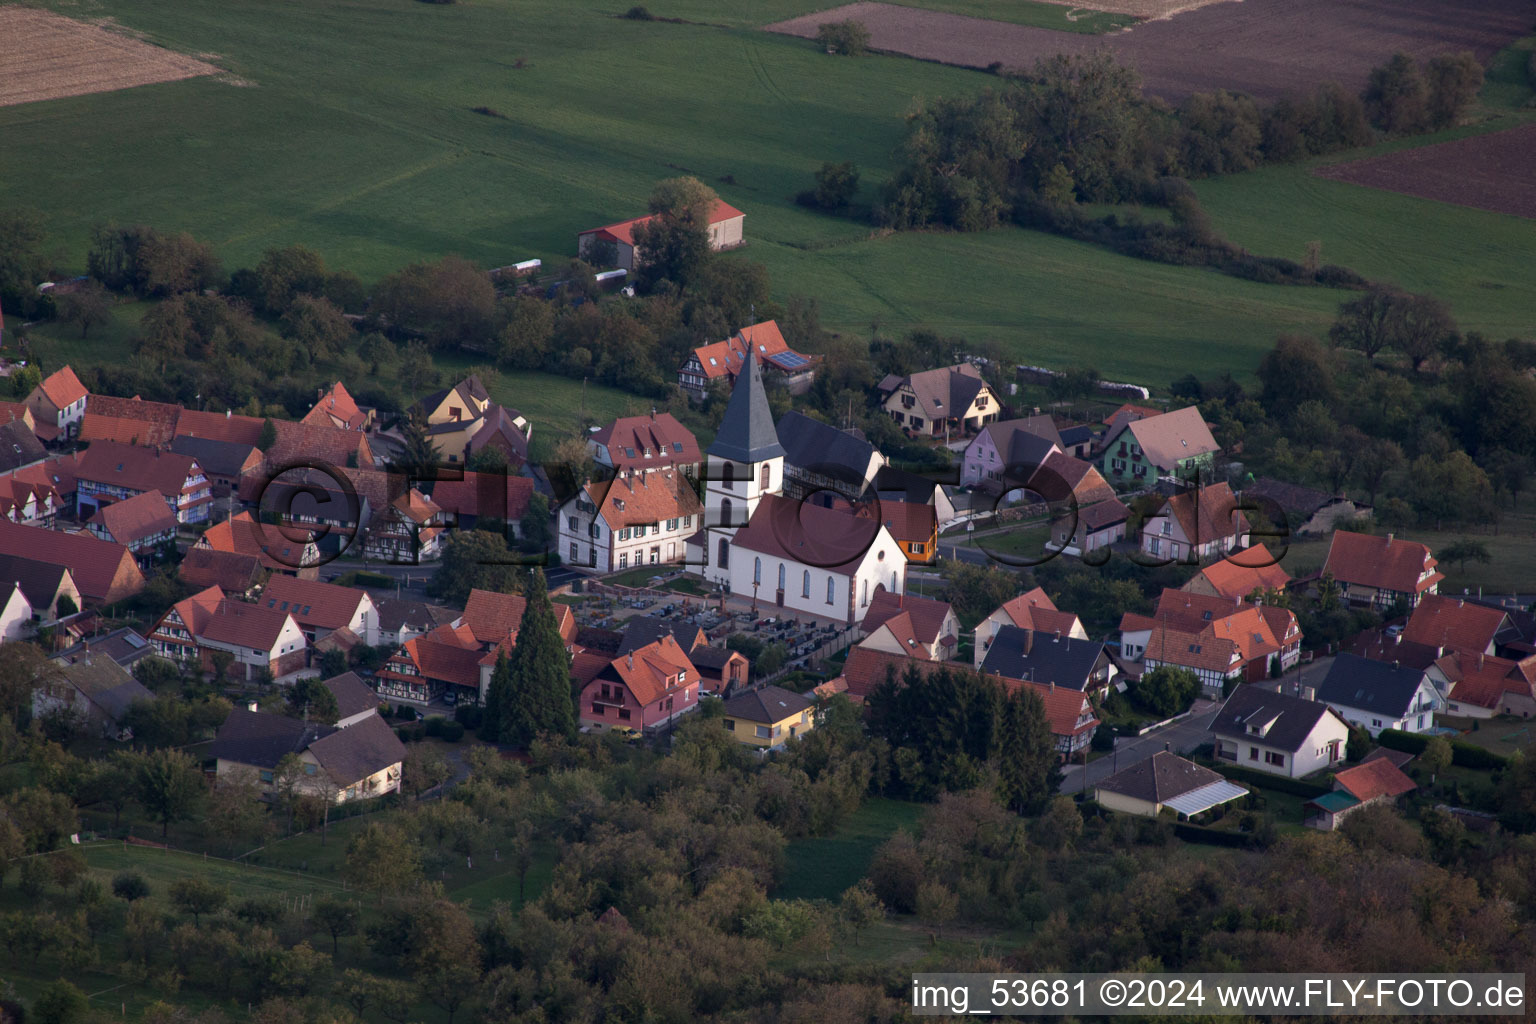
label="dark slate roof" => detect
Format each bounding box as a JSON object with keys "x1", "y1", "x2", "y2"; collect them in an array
[
  {"x1": 775, "y1": 410, "x2": 878, "y2": 482},
  {"x1": 53, "y1": 627, "x2": 153, "y2": 669},
  {"x1": 210, "y1": 708, "x2": 329, "y2": 770},
  {"x1": 0, "y1": 419, "x2": 46, "y2": 473},
  {"x1": 307, "y1": 713, "x2": 406, "y2": 785},
  {"x1": 1059, "y1": 424, "x2": 1096, "y2": 447},
  {"x1": 688, "y1": 645, "x2": 735, "y2": 670},
  {"x1": 722, "y1": 685, "x2": 814, "y2": 724},
  {"x1": 980, "y1": 625, "x2": 1104, "y2": 690},
  {"x1": 1465, "y1": 595, "x2": 1536, "y2": 647},
  {"x1": 1096, "y1": 751, "x2": 1225, "y2": 804},
  {"x1": 617, "y1": 617, "x2": 699, "y2": 656},
  {"x1": 1362, "y1": 746, "x2": 1415, "y2": 769},
  {"x1": 1316, "y1": 652, "x2": 1430, "y2": 719},
  {"x1": 707, "y1": 353, "x2": 785, "y2": 463},
  {"x1": 1242, "y1": 477, "x2": 1339, "y2": 516},
  {"x1": 872, "y1": 464, "x2": 943, "y2": 505},
  {"x1": 323, "y1": 671, "x2": 379, "y2": 720},
  {"x1": 575, "y1": 625, "x2": 624, "y2": 654},
  {"x1": 1211, "y1": 684, "x2": 1337, "y2": 754},
  {"x1": 0, "y1": 552, "x2": 70, "y2": 610},
  {"x1": 169, "y1": 435, "x2": 258, "y2": 478},
  {"x1": 374, "y1": 598, "x2": 458, "y2": 634}
]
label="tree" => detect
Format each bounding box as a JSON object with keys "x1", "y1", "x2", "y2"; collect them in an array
[
  {"x1": 249, "y1": 244, "x2": 328, "y2": 316},
  {"x1": 815, "y1": 19, "x2": 870, "y2": 56},
  {"x1": 1363, "y1": 53, "x2": 1429, "y2": 134},
  {"x1": 55, "y1": 280, "x2": 113, "y2": 339},
  {"x1": 632, "y1": 176, "x2": 719, "y2": 294},
  {"x1": 207, "y1": 766, "x2": 271, "y2": 854},
  {"x1": 809, "y1": 161, "x2": 860, "y2": 210},
  {"x1": 1424, "y1": 51, "x2": 1484, "y2": 130},
  {"x1": 31, "y1": 979, "x2": 88, "y2": 1024},
  {"x1": 271, "y1": 753, "x2": 309, "y2": 835},
  {"x1": 403, "y1": 744, "x2": 452, "y2": 800},
  {"x1": 319, "y1": 647, "x2": 349, "y2": 678},
  {"x1": 429, "y1": 530, "x2": 521, "y2": 605},
  {"x1": 0, "y1": 208, "x2": 49, "y2": 316},
  {"x1": 412, "y1": 901, "x2": 482, "y2": 1024},
  {"x1": 941, "y1": 562, "x2": 1020, "y2": 629},
  {"x1": 281, "y1": 293, "x2": 353, "y2": 360},
  {"x1": 112, "y1": 870, "x2": 149, "y2": 903},
  {"x1": 1353, "y1": 437, "x2": 1405, "y2": 506},
  {"x1": 312, "y1": 895, "x2": 360, "y2": 956},
  {"x1": 257, "y1": 417, "x2": 278, "y2": 451},
  {"x1": 1034, "y1": 794, "x2": 1084, "y2": 852},
  {"x1": 993, "y1": 687, "x2": 1059, "y2": 814},
  {"x1": 1438, "y1": 539, "x2": 1491, "y2": 574},
  {"x1": 481, "y1": 650, "x2": 513, "y2": 744},
  {"x1": 1484, "y1": 447, "x2": 1531, "y2": 509},
  {"x1": 1330, "y1": 288, "x2": 1399, "y2": 364},
  {"x1": 168, "y1": 876, "x2": 228, "y2": 927},
  {"x1": 503, "y1": 570, "x2": 577, "y2": 747},
  {"x1": 1421, "y1": 735, "x2": 1453, "y2": 781},
  {"x1": 1134, "y1": 666, "x2": 1200, "y2": 718},
  {"x1": 138, "y1": 231, "x2": 221, "y2": 297},
  {"x1": 343, "y1": 822, "x2": 423, "y2": 892},
  {"x1": 1408, "y1": 451, "x2": 1495, "y2": 529},
  {"x1": 128, "y1": 748, "x2": 205, "y2": 838},
  {"x1": 284, "y1": 677, "x2": 341, "y2": 725},
  {"x1": 1387, "y1": 292, "x2": 1455, "y2": 372},
  {"x1": 517, "y1": 490, "x2": 551, "y2": 554},
  {"x1": 1258, "y1": 334, "x2": 1336, "y2": 414},
  {"x1": 209, "y1": 648, "x2": 235, "y2": 684},
  {"x1": 373, "y1": 255, "x2": 496, "y2": 350},
  {"x1": 394, "y1": 409, "x2": 442, "y2": 478},
  {"x1": 836, "y1": 879, "x2": 883, "y2": 946}
]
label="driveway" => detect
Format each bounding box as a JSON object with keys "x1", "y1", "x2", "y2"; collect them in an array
[{"x1": 1059, "y1": 700, "x2": 1220, "y2": 795}]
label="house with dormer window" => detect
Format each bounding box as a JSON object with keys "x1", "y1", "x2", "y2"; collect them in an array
[
  {"x1": 1099, "y1": 406, "x2": 1218, "y2": 486},
  {"x1": 576, "y1": 635, "x2": 699, "y2": 734},
  {"x1": 877, "y1": 363, "x2": 998, "y2": 439},
  {"x1": 1210, "y1": 685, "x2": 1348, "y2": 778},
  {"x1": 558, "y1": 467, "x2": 701, "y2": 573},
  {"x1": 1315, "y1": 653, "x2": 1441, "y2": 736}
]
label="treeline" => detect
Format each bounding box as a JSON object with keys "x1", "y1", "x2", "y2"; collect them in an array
[{"x1": 878, "y1": 50, "x2": 1483, "y2": 229}]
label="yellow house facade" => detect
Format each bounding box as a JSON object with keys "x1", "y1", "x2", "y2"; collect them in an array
[{"x1": 720, "y1": 685, "x2": 816, "y2": 749}]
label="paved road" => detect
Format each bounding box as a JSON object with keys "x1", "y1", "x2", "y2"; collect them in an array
[{"x1": 1059, "y1": 700, "x2": 1221, "y2": 795}]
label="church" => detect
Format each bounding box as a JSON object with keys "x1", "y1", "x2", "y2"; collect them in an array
[{"x1": 685, "y1": 356, "x2": 907, "y2": 624}]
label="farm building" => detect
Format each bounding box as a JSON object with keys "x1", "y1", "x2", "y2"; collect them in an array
[{"x1": 577, "y1": 198, "x2": 745, "y2": 272}]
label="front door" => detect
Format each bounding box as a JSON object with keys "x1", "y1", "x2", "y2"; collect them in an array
[{"x1": 776, "y1": 589, "x2": 784, "y2": 608}]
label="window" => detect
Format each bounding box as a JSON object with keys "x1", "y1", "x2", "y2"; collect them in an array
[
  {"x1": 718, "y1": 538, "x2": 729, "y2": 569},
  {"x1": 778, "y1": 564, "x2": 786, "y2": 590},
  {"x1": 260, "y1": 770, "x2": 274, "y2": 784},
  {"x1": 722, "y1": 462, "x2": 735, "y2": 488},
  {"x1": 649, "y1": 549, "x2": 658, "y2": 564},
  {"x1": 760, "y1": 464, "x2": 771, "y2": 490},
  {"x1": 650, "y1": 523, "x2": 660, "y2": 536},
  {"x1": 860, "y1": 578, "x2": 868, "y2": 606},
  {"x1": 619, "y1": 553, "x2": 628, "y2": 569},
  {"x1": 1161, "y1": 520, "x2": 1170, "y2": 536},
  {"x1": 1265, "y1": 751, "x2": 1285, "y2": 767},
  {"x1": 723, "y1": 718, "x2": 734, "y2": 731},
  {"x1": 911, "y1": 417, "x2": 924, "y2": 430},
  {"x1": 802, "y1": 569, "x2": 810, "y2": 598},
  {"x1": 618, "y1": 708, "x2": 631, "y2": 721},
  {"x1": 1248, "y1": 747, "x2": 1259, "y2": 761},
  {"x1": 666, "y1": 518, "x2": 677, "y2": 531},
  {"x1": 683, "y1": 515, "x2": 692, "y2": 528},
  {"x1": 755, "y1": 725, "x2": 771, "y2": 739},
  {"x1": 303, "y1": 763, "x2": 317, "y2": 775},
  {"x1": 827, "y1": 578, "x2": 835, "y2": 604},
  {"x1": 908, "y1": 542, "x2": 922, "y2": 554},
  {"x1": 568, "y1": 516, "x2": 578, "y2": 529},
  {"x1": 754, "y1": 557, "x2": 761, "y2": 584},
  {"x1": 720, "y1": 497, "x2": 733, "y2": 527},
  {"x1": 569, "y1": 543, "x2": 578, "y2": 561},
  {"x1": 619, "y1": 528, "x2": 629, "y2": 540},
  {"x1": 1371, "y1": 718, "x2": 1382, "y2": 728}
]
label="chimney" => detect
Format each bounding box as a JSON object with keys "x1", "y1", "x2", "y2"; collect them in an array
[
  {"x1": 626, "y1": 653, "x2": 633, "y2": 670},
  {"x1": 1301, "y1": 685, "x2": 1315, "y2": 702},
  {"x1": 247, "y1": 700, "x2": 258, "y2": 712},
  {"x1": 1164, "y1": 741, "x2": 1170, "y2": 752},
  {"x1": 1054, "y1": 630, "x2": 1061, "y2": 642},
  {"x1": 225, "y1": 409, "x2": 231, "y2": 419},
  {"x1": 1386, "y1": 533, "x2": 1393, "y2": 545},
  {"x1": 1479, "y1": 652, "x2": 1485, "y2": 669}
]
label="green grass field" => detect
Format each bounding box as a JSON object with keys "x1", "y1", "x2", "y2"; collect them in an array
[
  {"x1": 3, "y1": 0, "x2": 1531, "y2": 394},
  {"x1": 774, "y1": 796, "x2": 924, "y2": 901},
  {"x1": 1278, "y1": 522, "x2": 1536, "y2": 597}
]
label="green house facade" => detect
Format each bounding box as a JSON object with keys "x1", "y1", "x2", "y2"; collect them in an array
[{"x1": 1098, "y1": 407, "x2": 1219, "y2": 487}]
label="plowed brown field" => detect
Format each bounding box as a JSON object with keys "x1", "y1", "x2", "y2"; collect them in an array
[
  {"x1": 1315, "y1": 123, "x2": 1536, "y2": 221},
  {"x1": 0, "y1": 6, "x2": 218, "y2": 109},
  {"x1": 765, "y1": 0, "x2": 1534, "y2": 102}
]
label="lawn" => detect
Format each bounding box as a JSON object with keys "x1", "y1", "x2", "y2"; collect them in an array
[{"x1": 774, "y1": 796, "x2": 925, "y2": 901}]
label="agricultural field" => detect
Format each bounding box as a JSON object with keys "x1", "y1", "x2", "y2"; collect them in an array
[
  {"x1": 765, "y1": 0, "x2": 1534, "y2": 101},
  {"x1": 1, "y1": 0, "x2": 1532, "y2": 394},
  {"x1": 1314, "y1": 122, "x2": 1536, "y2": 220},
  {"x1": 0, "y1": 6, "x2": 217, "y2": 108}
]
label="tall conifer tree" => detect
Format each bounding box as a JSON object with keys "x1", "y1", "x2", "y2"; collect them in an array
[{"x1": 505, "y1": 569, "x2": 576, "y2": 746}]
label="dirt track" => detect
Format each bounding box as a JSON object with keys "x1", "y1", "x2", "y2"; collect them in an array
[
  {"x1": 0, "y1": 6, "x2": 218, "y2": 109},
  {"x1": 1315, "y1": 123, "x2": 1536, "y2": 221},
  {"x1": 765, "y1": 0, "x2": 1535, "y2": 102}
]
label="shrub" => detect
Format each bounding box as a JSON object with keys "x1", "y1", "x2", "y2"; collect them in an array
[
  {"x1": 112, "y1": 871, "x2": 150, "y2": 902},
  {"x1": 1208, "y1": 763, "x2": 1328, "y2": 797},
  {"x1": 815, "y1": 19, "x2": 870, "y2": 56},
  {"x1": 439, "y1": 721, "x2": 466, "y2": 743},
  {"x1": 623, "y1": 5, "x2": 653, "y2": 18},
  {"x1": 423, "y1": 716, "x2": 445, "y2": 738}
]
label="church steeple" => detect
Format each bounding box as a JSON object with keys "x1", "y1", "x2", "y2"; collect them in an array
[{"x1": 707, "y1": 347, "x2": 785, "y2": 464}]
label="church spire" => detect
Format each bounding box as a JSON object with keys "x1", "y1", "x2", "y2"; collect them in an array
[{"x1": 707, "y1": 344, "x2": 785, "y2": 464}]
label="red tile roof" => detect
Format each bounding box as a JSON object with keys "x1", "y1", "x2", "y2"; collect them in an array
[
  {"x1": 261, "y1": 575, "x2": 368, "y2": 632},
  {"x1": 1324, "y1": 531, "x2": 1441, "y2": 596},
  {"x1": 461, "y1": 588, "x2": 527, "y2": 646},
  {"x1": 266, "y1": 420, "x2": 374, "y2": 472},
  {"x1": 1333, "y1": 759, "x2": 1416, "y2": 802},
  {"x1": 997, "y1": 587, "x2": 1082, "y2": 636},
  {"x1": 0, "y1": 520, "x2": 144, "y2": 604},
  {"x1": 199, "y1": 597, "x2": 297, "y2": 650},
  {"x1": 174, "y1": 409, "x2": 267, "y2": 448},
  {"x1": 592, "y1": 413, "x2": 701, "y2": 472},
  {"x1": 38, "y1": 367, "x2": 87, "y2": 410},
  {"x1": 689, "y1": 320, "x2": 796, "y2": 382},
  {"x1": 1102, "y1": 403, "x2": 1163, "y2": 428},
  {"x1": 730, "y1": 494, "x2": 884, "y2": 576},
  {"x1": 607, "y1": 635, "x2": 696, "y2": 707},
  {"x1": 584, "y1": 469, "x2": 701, "y2": 532},
  {"x1": 178, "y1": 547, "x2": 263, "y2": 592},
  {"x1": 1153, "y1": 482, "x2": 1247, "y2": 546},
  {"x1": 580, "y1": 198, "x2": 744, "y2": 247},
  {"x1": 997, "y1": 677, "x2": 1099, "y2": 739},
  {"x1": 80, "y1": 412, "x2": 176, "y2": 447},
  {"x1": 396, "y1": 624, "x2": 484, "y2": 687},
  {"x1": 199, "y1": 511, "x2": 317, "y2": 572},
  {"x1": 430, "y1": 472, "x2": 534, "y2": 524},
  {"x1": 860, "y1": 590, "x2": 955, "y2": 646},
  {"x1": 1188, "y1": 548, "x2": 1292, "y2": 600},
  {"x1": 1402, "y1": 594, "x2": 1508, "y2": 655},
  {"x1": 1439, "y1": 652, "x2": 1536, "y2": 711},
  {"x1": 76, "y1": 441, "x2": 199, "y2": 497},
  {"x1": 88, "y1": 489, "x2": 176, "y2": 547},
  {"x1": 837, "y1": 646, "x2": 953, "y2": 699},
  {"x1": 878, "y1": 500, "x2": 936, "y2": 546},
  {"x1": 301, "y1": 382, "x2": 366, "y2": 431},
  {"x1": 12, "y1": 454, "x2": 78, "y2": 498}
]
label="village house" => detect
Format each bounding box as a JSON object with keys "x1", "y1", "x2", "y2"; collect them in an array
[
  {"x1": 0, "y1": 553, "x2": 81, "y2": 623},
  {"x1": 197, "y1": 511, "x2": 320, "y2": 579},
  {"x1": 0, "y1": 401, "x2": 39, "y2": 438},
  {"x1": 576, "y1": 635, "x2": 700, "y2": 734},
  {"x1": 75, "y1": 440, "x2": 212, "y2": 524},
  {"x1": 1049, "y1": 495, "x2": 1132, "y2": 558},
  {"x1": 559, "y1": 467, "x2": 701, "y2": 573},
  {"x1": 301, "y1": 382, "x2": 372, "y2": 432},
  {"x1": 1210, "y1": 684, "x2": 1349, "y2": 778},
  {"x1": 1304, "y1": 758, "x2": 1417, "y2": 831},
  {"x1": 79, "y1": 395, "x2": 181, "y2": 448},
  {"x1": 975, "y1": 588, "x2": 1086, "y2": 668},
  {"x1": 857, "y1": 590, "x2": 959, "y2": 662},
  {"x1": 30, "y1": 655, "x2": 153, "y2": 741},
  {"x1": 1004, "y1": 678, "x2": 1101, "y2": 761},
  {"x1": 1402, "y1": 593, "x2": 1515, "y2": 657},
  {"x1": 0, "y1": 419, "x2": 47, "y2": 477},
  {"x1": 1057, "y1": 424, "x2": 1096, "y2": 460},
  {"x1": 374, "y1": 598, "x2": 459, "y2": 649},
  {"x1": 209, "y1": 690, "x2": 405, "y2": 804},
  {"x1": 878, "y1": 500, "x2": 938, "y2": 564},
  {"x1": 1315, "y1": 652, "x2": 1441, "y2": 736},
  {"x1": 0, "y1": 521, "x2": 143, "y2": 605},
  {"x1": 960, "y1": 416, "x2": 1062, "y2": 489},
  {"x1": 0, "y1": 582, "x2": 31, "y2": 640},
  {"x1": 9, "y1": 455, "x2": 78, "y2": 518},
  {"x1": 169, "y1": 435, "x2": 262, "y2": 499},
  {"x1": 1430, "y1": 651, "x2": 1536, "y2": 718},
  {"x1": 178, "y1": 548, "x2": 264, "y2": 597},
  {"x1": 581, "y1": 198, "x2": 745, "y2": 274},
  {"x1": 376, "y1": 622, "x2": 484, "y2": 705},
  {"x1": 174, "y1": 408, "x2": 268, "y2": 448},
  {"x1": 1140, "y1": 482, "x2": 1249, "y2": 562},
  {"x1": 363, "y1": 488, "x2": 444, "y2": 563},
  {"x1": 51, "y1": 627, "x2": 155, "y2": 672},
  {"x1": 413, "y1": 375, "x2": 531, "y2": 467},
  {"x1": 1323, "y1": 531, "x2": 1442, "y2": 611},
  {"x1": 260, "y1": 575, "x2": 379, "y2": 648},
  {"x1": 85, "y1": 488, "x2": 177, "y2": 559},
  {"x1": 150, "y1": 586, "x2": 308, "y2": 682},
  {"x1": 833, "y1": 645, "x2": 952, "y2": 701},
  {"x1": 1182, "y1": 549, "x2": 1292, "y2": 602},
  {"x1": 720, "y1": 685, "x2": 815, "y2": 750},
  {"x1": 1121, "y1": 589, "x2": 1300, "y2": 697},
  {"x1": 678, "y1": 320, "x2": 816, "y2": 398},
  {"x1": 775, "y1": 410, "x2": 886, "y2": 502},
  {"x1": 1098, "y1": 406, "x2": 1219, "y2": 487},
  {"x1": 1103, "y1": 403, "x2": 1164, "y2": 433},
  {"x1": 874, "y1": 464, "x2": 958, "y2": 527},
  {"x1": 589, "y1": 411, "x2": 701, "y2": 477},
  {"x1": 427, "y1": 470, "x2": 534, "y2": 534},
  {"x1": 24, "y1": 366, "x2": 88, "y2": 443},
  {"x1": 877, "y1": 363, "x2": 998, "y2": 439},
  {"x1": 613, "y1": 617, "x2": 749, "y2": 696},
  {"x1": 981, "y1": 626, "x2": 1117, "y2": 698},
  {"x1": 0, "y1": 473, "x2": 63, "y2": 527},
  {"x1": 266, "y1": 418, "x2": 377, "y2": 475},
  {"x1": 1094, "y1": 751, "x2": 1248, "y2": 819}
]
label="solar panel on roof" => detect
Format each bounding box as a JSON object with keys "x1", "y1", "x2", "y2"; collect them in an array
[
  {"x1": 771, "y1": 352, "x2": 809, "y2": 368},
  {"x1": 672, "y1": 442, "x2": 683, "y2": 453}
]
